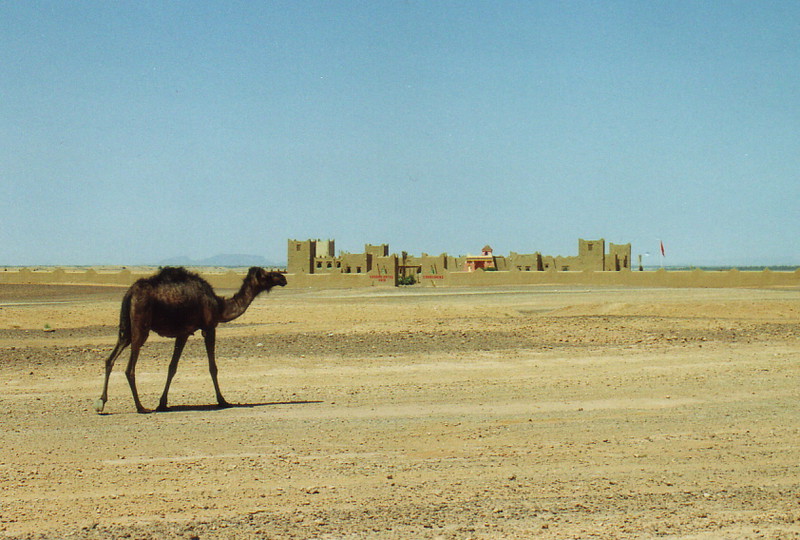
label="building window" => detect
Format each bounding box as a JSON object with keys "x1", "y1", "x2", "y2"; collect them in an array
[{"x1": 356, "y1": 266, "x2": 362, "y2": 273}]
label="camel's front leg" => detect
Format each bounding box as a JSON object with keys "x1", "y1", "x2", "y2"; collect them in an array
[
  {"x1": 204, "y1": 328, "x2": 229, "y2": 408},
  {"x1": 156, "y1": 335, "x2": 188, "y2": 412}
]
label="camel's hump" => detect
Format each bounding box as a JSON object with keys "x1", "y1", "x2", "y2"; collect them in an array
[{"x1": 152, "y1": 266, "x2": 203, "y2": 284}]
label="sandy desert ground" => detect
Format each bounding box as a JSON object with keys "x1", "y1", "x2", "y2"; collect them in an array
[{"x1": 1, "y1": 281, "x2": 799, "y2": 539}]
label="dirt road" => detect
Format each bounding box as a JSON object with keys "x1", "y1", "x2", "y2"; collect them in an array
[{"x1": 1, "y1": 283, "x2": 799, "y2": 539}]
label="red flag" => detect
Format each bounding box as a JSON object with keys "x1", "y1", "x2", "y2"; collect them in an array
[{"x1": 660, "y1": 241, "x2": 665, "y2": 257}]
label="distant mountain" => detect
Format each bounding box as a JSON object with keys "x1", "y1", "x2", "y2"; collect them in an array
[{"x1": 158, "y1": 254, "x2": 285, "y2": 268}]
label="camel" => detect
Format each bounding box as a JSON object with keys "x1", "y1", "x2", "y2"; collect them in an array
[{"x1": 94, "y1": 266, "x2": 287, "y2": 414}]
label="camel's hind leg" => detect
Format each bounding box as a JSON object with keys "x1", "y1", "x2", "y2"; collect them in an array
[
  {"x1": 94, "y1": 337, "x2": 130, "y2": 414},
  {"x1": 124, "y1": 327, "x2": 151, "y2": 413},
  {"x1": 156, "y1": 335, "x2": 188, "y2": 412}
]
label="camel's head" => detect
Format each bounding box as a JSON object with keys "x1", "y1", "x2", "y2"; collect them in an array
[{"x1": 247, "y1": 267, "x2": 287, "y2": 292}]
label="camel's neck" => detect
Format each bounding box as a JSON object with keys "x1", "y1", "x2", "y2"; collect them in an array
[{"x1": 220, "y1": 282, "x2": 261, "y2": 323}]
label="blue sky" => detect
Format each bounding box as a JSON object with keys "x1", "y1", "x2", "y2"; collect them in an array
[{"x1": 2, "y1": 1, "x2": 798, "y2": 266}]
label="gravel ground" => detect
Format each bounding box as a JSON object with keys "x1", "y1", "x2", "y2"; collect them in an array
[{"x1": 1, "y1": 283, "x2": 799, "y2": 539}]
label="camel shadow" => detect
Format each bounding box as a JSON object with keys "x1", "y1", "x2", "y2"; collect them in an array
[{"x1": 157, "y1": 400, "x2": 324, "y2": 413}]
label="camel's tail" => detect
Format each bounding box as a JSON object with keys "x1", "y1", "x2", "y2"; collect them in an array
[{"x1": 117, "y1": 291, "x2": 133, "y2": 343}]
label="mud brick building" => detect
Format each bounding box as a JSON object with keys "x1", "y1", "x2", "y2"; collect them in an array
[{"x1": 287, "y1": 238, "x2": 631, "y2": 287}]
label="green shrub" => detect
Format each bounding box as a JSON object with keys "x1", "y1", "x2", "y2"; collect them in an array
[{"x1": 398, "y1": 274, "x2": 416, "y2": 286}]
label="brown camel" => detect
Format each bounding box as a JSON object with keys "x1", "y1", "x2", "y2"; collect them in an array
[{"x1": 94, "y1": 266, "x2": 287, "y2": 414}]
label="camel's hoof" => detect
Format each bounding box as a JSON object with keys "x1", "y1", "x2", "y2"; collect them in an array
[
  {"x1": 93, "y1": 399, "x2": 105, "y2": 414},
  {"x1": 217, "y1": 401, "x2": 232, "y2": 409},
  {"x1": 155, "y1": 404, "x2": 169, "y2": 412}
]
